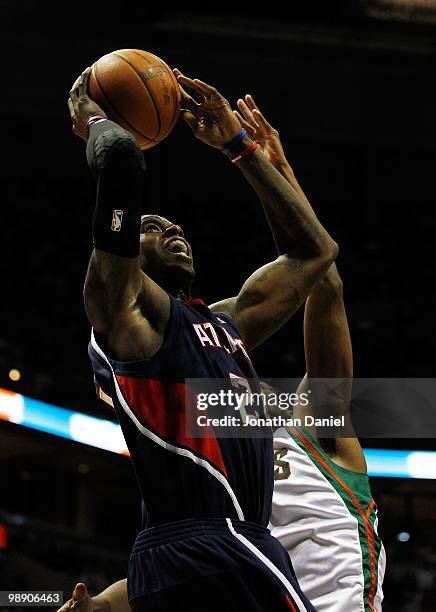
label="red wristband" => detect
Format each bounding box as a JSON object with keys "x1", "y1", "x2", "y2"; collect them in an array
[
  {"x1": 231, "y1": 141, "x2": 258, "y2": 164},
  {"x1": 86, "y1": 114, "x2": 107, "y2": 140}
]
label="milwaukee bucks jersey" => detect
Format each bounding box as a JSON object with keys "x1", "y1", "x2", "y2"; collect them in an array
[{"x1": 270, "y1": 426, "x2": 385, "y2": 612}]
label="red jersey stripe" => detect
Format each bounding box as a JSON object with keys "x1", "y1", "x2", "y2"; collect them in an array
[{"x1": 115, "y1": 376, "x2": 227, "y2": 477}]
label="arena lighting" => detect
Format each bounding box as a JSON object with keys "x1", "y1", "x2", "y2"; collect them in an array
[
  {"x1": 0, "y1": 387, "x2": 129, "y2": 456},
  {"x1": 1, "y1": 387, "x2": 436, "y2": 479},
  {"x1": 8, "y1": 369, "x2": 21, "y2": 382}
]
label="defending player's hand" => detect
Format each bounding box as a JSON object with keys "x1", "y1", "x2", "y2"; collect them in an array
[
  {"x1": 174, "y1": 69, "x2": 242, "y2": 149},
  {"x1": 234, "y1": 95, "x2": 287, "y2": 168},
  {"x1": 57, "y1": 583, "x2": 95, "y2": 612},
  {"x1": 68, "y1": 68, "x2": 107, "y2": 142}
]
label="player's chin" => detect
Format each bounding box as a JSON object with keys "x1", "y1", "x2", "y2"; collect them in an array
[{"x1": 164, "y1": 252, "x2": 194, "y2": 274}]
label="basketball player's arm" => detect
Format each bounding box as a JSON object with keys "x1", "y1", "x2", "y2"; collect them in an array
[
  {"x1": 210, "y1": 93, "x2": 341, "y2": 348},
  {"x1": 83, "y1": 117, "x2": 170, "y2": 353},
  {"x1": 294, "y1": 265, "x2": 366, "y2": 473},
  {"x1": 233, "y1": 99, "x2": 364, "y2": 469},
  {"x1": 174, "y1": 73, "x2": 337, "y2": 350},
  {"x1": 68, "y1": 69, "x2": 170, "y2": 359},
  {"x1": 209, "y1": 148, "x2": 338, "y2": 350}
]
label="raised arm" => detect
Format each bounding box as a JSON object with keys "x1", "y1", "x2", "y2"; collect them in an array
[
  {"x1": 298, "y1": 265, "x2": 366, "y2": 472},
  {"x1": 68, "y1": 69, "x2": 170, "y2": 361},
  {"x1": 175, "y1": 71, "x2": 338, "y2": 351},
  {"x1": 303, "y1": 266, "x2": 352, "y2": 381},
  {"x1": 235, "y1": 97, "x2": 364, "y2": 470}
]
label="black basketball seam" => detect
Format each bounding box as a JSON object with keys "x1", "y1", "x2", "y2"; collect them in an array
[
  {"x1": 131, "y1": 51, "x2": 180, "y2": 136},
  {"x1": 93, "y1": 63, "x2": 156, "y2": 144},
  {"x1": 130, "y1": 50, "x2": 172, "y2": 131},
  {"x1": 113, "y1": 51, "x2": 162, "y2": 139}
]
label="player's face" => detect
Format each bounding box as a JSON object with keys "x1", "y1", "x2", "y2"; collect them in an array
[{"x1": 139, "y1": 214, "x2": 194, "y2": 279}]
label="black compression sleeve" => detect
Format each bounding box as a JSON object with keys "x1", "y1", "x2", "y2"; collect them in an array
[{"x1": 86, "y1": 120, "x2": 146, "y2": 258}]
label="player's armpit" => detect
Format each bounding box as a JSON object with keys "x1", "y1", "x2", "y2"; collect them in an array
[
  {"x1": 231, "y1": 253, "x2": 333, "y2": 351},
  {"x1": 84, "y1": 256, "x2": 170, "y2": 358}
]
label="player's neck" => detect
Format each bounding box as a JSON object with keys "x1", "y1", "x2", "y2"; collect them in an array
[
  {"x1": 162, "y1": 278, "x2": 193, "y2": 300},
  {"x1": 148, "y1": 267, "x2": 194, "y2": 300},
  {"x1": 177, "y1": 289, "x2": 190, "y2": 301}
]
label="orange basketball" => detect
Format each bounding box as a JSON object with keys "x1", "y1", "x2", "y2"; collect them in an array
[{"x1": 89, "y1": 49, "x2": 181, "y2": 150}]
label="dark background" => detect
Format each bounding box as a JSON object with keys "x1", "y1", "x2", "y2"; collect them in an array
[{"x1": 0, "y1": 2, "x2": 436, "y2": 610}]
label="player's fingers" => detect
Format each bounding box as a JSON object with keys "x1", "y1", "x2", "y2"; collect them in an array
[
  {"x1": 176, "y1": 74, "x2": 205, "y2": 103},
  {"x1": 177, "y1": 74, "x2": 203, "y2": 94},
  {"x1": 67, "y1": 98, "x2": 76, "y2": 121},
  {"x1": 69, "y1": 74, "x2": 82, "y2": 101},
  {"x1": 245, "y1": 94, "x2": 259, "y2": 112},
  {"x1": 233, "y1": 110, "x2": 256, "y2": 137},
  {"x1": 73, "y1": 583, "x2": 88, "y2": 600},
  {"x1": 180, "y1": 109, "x2": 198, "y2": 132},
  {"x1": 184, "y1": 95, "x2": 202, "y2": 119},
  {"x1": 56, "y1": 598, "x2": 73, "y2": 612},
  {"x1": 237, "y1": 98, "x2": 258, "y2": 127},
  {"x1": 192, "y1": 78, "x2": 220, "y2": 98},
  {"x1": 178, "y1": 83, "x2": 200, "y2": 112},
  {"x1": 78, "y1": 68, "x2": 91, "y2": 98},
  {"x1": 252, "y1": 108, "x2": 273, "y2": 131},
  {"x1": 177, "y1": 75, "x2": 218, "y2": 103}
]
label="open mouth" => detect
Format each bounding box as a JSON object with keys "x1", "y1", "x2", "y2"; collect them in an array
[{"x1": 165, "y1": 238, "x2": 191, "y2": 259}]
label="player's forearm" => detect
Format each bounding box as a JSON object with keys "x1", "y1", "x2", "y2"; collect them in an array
[
  {"x1": 274, "y1": 158, "x2": 345, "y2": 318},
  {"x1": 91, "y1": 579, "x2": 129, "y2": 612},
  {"x1": 237, "y1": 148, "x2": 337, "y2": 261},
  {"x1": 87, "y1": 120, "x2": 145, "y2": 260},
  {"x1": 84, "y1": 121, "x2": 145, "y2": 321},
  {"x1": 272, "y1": 159, "x2": 311, "y2": 208},
  {"x1": 304, "y1": 264, "x2": 352, "y2": 379}
]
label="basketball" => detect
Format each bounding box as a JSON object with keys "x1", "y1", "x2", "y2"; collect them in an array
[{"x1": 89, "y1": 49, "x2": 181, "y2": 150}]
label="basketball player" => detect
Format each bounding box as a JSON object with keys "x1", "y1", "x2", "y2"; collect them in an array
[
  {"x1": 269, "y1": 264, "x2": 386, "y2": 612},
  {"x1": 66, "y1": 67, "x2": 338, "y2": 611},
  {"x1": 234, "y1": 96, "x2": 386, "y2": 611}
]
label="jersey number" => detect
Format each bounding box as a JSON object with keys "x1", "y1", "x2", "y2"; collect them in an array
[{"x1": 274, "y1": 448, "x2": 291, "y2": 480}]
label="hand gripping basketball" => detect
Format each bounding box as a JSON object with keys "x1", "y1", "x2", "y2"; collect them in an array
[
  {"x1": 174, "y1": 69, "x2": 243, "y2": 149},
  {"x1": 68, "y1": 68, "x2": 107, "y2": 142}
]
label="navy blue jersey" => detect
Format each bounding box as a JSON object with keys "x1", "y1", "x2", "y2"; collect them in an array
[{"x1": 88, "y1": 296, "x2": 273, "y2": 527}]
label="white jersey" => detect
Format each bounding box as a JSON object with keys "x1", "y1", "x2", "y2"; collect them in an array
[{"x1": 269, "y1": 426, "x2": 386, "y2": 612}]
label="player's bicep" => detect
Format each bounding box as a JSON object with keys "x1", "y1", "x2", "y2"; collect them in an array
[{"x1": 233, "y1": 255, "x2": 329, "y2": 351}]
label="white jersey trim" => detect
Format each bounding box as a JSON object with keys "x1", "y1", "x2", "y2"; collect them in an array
[
  {"x1": 226, "y1": 518, "x2": 308, "y2": 611},
  {"x1": 374, "y1": 528, "x2": 386, "y2": 610},
  {"x1": 91, "y1": 330, "x2": 245, "y2": 521}
]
